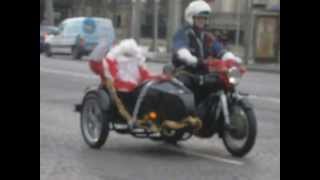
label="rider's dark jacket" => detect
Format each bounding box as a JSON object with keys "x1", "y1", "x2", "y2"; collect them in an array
[
  {"x1": 172, "y1": 25, "x2": 226, "y2": 74},
  {"x1": 172, "y1": 25, "x2": 227, "y2": 103}
]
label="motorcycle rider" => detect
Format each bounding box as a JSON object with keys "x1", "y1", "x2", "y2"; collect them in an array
[{"x1": 172, "y1": 0, "x2": 242, "y2": 102}]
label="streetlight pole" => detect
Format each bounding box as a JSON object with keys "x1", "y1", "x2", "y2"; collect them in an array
[
  {"x1": 235, "y1": 0, "x2": 241, "y2": 48},
  {"x1": 130, "y1": 0, "x2": 142, "y2": 43},
  {"x1": 244, "y1": 0, "x2": 254, "y2": 65},
  {"x1": 45, "y1": 0, "x2": 54, "y2": 25},
  {"x1": 151, "y1": 0, "x2": 160, "y2": 52},
  {"x1": 166, "y1": 0, "x2": 181, "y2": 53}
]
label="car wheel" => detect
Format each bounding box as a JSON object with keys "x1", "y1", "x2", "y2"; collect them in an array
[
  {"x1": 44, "y1": 44, "x2": 52, "y2": 57},
  {"x1": 72, "y1": 47, "x2": 82, "y2": 60}
]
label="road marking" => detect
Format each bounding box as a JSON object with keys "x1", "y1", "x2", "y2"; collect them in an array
[
  {"x1": 40, "y1": 66, "x2": 279, "y2": 104},
  {"x1": 163, "y1": 145, "x2": 244, "y2": 166},
  {"x1": 249, "y1": 95, "x2": 280, "y2": 104},
  {"x1": 40, "y1": 67, "x2": 97, "y2": 80}
]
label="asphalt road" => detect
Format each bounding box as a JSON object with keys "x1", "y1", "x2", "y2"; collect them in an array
[{"x1": 40, "y1": 55, "x2": 280, "y2": 180}]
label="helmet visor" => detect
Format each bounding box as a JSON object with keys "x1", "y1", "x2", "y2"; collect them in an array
[{"x1": 196, "y1": 11, "x2": 210, "y2": 18}]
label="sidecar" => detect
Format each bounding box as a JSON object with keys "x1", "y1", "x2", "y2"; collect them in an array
[
  {"x1": 75, "y1": 38, "x2": 203, "y2": 148},
  {"x1": 75, "y1": 77, "x2": 202, "y2": 148}
]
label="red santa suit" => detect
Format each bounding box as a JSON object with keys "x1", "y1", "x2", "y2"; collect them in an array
[{"x1": 89, "y1": 39, "x2": 164, "y2": 92}]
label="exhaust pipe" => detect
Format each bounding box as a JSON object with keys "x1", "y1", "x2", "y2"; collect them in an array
[{"x1": 161, "y1": 116, "x2": 202, "y2": 132}]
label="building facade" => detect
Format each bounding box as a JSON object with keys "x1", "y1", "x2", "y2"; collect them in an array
[{"x1": 40, "y1": 0, "x2": 280, "y2": 63}]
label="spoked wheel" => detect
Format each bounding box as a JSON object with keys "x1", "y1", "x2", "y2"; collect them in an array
[
  {"x1": 44, "y1": 44, "x2": 52, "y2": 57},
  {"x1": 222, "y1": 104, "x2": 257, "y2": 157},
  {"x1": 80, "y1": 93, "x2": 109, "y2": 149}
]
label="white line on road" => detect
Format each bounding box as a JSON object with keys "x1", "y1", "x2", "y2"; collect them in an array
[
  {"x1": 249, "y1": 95, "x2": 280, "y2": 104},
  {"x1": 163, "y1": 145, "x2": 244, "y2": 166},
  {"x1": 40, "y1": 67, "x2": 97, "y2": 80},
  {"x1": 40, "y1": 66, "x2": 280, "y2": 104}
]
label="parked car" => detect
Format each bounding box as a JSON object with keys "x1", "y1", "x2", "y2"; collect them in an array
[
  {"x1": 44, "y1": 17, "x2": 116, "y2": 60},
  {"x1": 40, "y1": 26, "x2": 58, "y2": 53}
]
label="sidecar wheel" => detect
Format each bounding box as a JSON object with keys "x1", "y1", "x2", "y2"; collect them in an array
[
  {"x1": 80, "y1": 93, "x2": 109, "y2": 149},
  {"x1": 222, "y1": 104, "x2": 257, "y2": 157}
]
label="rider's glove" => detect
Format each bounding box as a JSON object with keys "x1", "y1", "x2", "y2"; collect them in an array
[
  {"x1": 177, "y1": 48, "x2": 198, "y2": 66},
  {"x1": 222, "y1": 52, "x2": 243, "y2": 64}
]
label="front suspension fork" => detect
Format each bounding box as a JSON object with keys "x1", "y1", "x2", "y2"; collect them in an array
[
  {"x1": 219, "y1": 91, "x2": 247, "y2": 131},
  {"x1": 220, "y1": 92, "x2": 231, "y2": 127}
]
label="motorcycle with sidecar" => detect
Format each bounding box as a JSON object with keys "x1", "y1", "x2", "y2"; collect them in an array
[{"x1": 75, "y1": 41, "x2": 257, "y2": 157}]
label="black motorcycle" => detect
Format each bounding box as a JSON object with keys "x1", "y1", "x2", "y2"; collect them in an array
[{"x1": 163, "y1": 58, "x2": 258, "y2": 157}]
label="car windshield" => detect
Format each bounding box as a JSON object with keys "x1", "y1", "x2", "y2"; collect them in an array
[
  {"x1": 62, "y1": 22, "x2": 82, "y2": 35},
  {"x1": 40, "y1": 26, "x2": 58, "y2": 34}
]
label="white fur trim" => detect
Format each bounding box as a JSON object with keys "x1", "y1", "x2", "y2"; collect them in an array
[
  {"x1": 177, "y1": 48, "x2": 198, "y2": 65},
  {"x1": 104, "y1": 38, "x2": 148, "y2": 85},
  {"x1": 222, "y1": 52, "x2": 243, "y2": 64},
  {"x1": 106, "y1": 38, "x2": 146, "y2": 64}
]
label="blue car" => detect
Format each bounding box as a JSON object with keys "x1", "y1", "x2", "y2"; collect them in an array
[{"x1": 44, "y1": 17, "x2": 116, "y2": 60}]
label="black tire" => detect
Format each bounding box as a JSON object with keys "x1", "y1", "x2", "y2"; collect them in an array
[
  {"x1": 44, "y1": 44, "x2": 52, "y2": 57},
  {"x1": 222, "y1": 103, "x2": 257, "y2": 157},
  {"x1": 80, "y1": 92, "x2": 109, "y2": 149},
  {"x1": 72, "y1": 47, "x2": 82, "y2": 60},
  {"x1": 162, "y1": 130, "x2": 184, "y2": 144}
]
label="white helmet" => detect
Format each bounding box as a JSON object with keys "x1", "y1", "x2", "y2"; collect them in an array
[{"x1": 184, "y1": 0, "x2": 212, "y2": 25}]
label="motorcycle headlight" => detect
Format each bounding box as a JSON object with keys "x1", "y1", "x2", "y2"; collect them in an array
[{"x1": 228, "y1": 67, "x2": 242, "y2": 85}]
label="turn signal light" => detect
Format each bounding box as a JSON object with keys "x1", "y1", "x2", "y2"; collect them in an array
[{"x1": 148, "y1": 112, "x2": 158, "y2": 121}]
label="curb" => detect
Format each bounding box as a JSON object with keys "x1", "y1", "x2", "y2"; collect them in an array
[
  {"x1": 147, "y1": 59, "x2": 280, "y2": 74},
  {"x1": 246, "y1": 67, "x2": 280, "y2": 74}
]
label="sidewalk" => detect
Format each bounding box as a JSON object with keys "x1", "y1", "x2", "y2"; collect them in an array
[
  {"x1": 139, "y1": 40, "x2": 280, "y2": 74},
  {"x1": 145, "y1": 52, "x2": 280, "y2": 74},
  {"x1": 246, "y1": 63, "x2": 280, "y2": 74}
]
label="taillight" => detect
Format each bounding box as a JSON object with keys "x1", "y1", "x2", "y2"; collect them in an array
[
  {"x1": 79, "y1": 38, "x2": 85, "y2": 47},
  {"x1": 44, "y1": 32, "x2": 48, "y2": 41}
]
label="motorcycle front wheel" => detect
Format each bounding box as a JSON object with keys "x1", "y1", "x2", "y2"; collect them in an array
[{"x1": 222, "y1": 102, "x2": 257, "y2": 157}]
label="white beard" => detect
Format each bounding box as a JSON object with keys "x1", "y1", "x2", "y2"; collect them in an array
[{"x1": 105, "y1": 39, "x2": 147, "y2": 84}]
